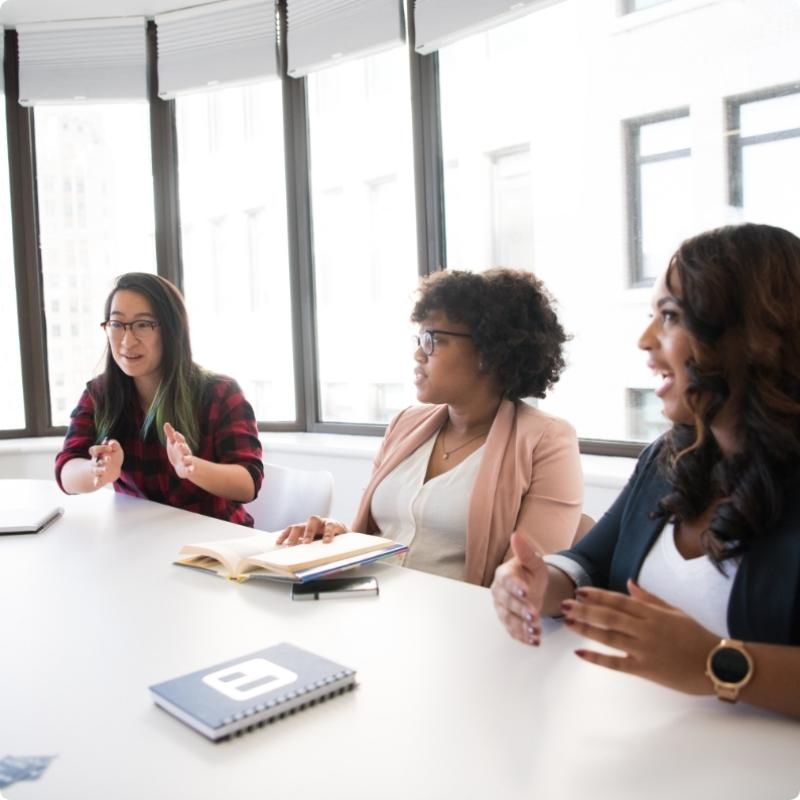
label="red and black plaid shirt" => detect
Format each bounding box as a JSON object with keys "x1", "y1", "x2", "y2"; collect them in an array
[{"x1": 55, "y1": 375, "x2": 264, "y2": 526}]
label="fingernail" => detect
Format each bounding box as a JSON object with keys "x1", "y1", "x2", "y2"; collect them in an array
[
  {"x1": 516, "y1": 589, "x2": 526, "y2": 599},
  {"x1": 575, "y1": 589, "x2": 589, "y2": 600},
  {"x1": 563, "y1": 617, "x2": 575, "y2": 626},
  {"x1": 526, "y1": 625, "x2": 535, "y2": 636},
  {"x1": 575, "y1": 649, "x2": 587, "y2": 659},
  {"x1": 524, "y1": 611, "x2": 533, "y2": 622},
  {"x1": 561, "y1": 600, "x2": 573, "y2": 612}
]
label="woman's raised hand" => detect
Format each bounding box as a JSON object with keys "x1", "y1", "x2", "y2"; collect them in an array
[
  {"x1": 164, "y1": 422, "x2": 195, "y2": 479},
  {"x1": 88, "y1": 439, "x2": 124, "y2": 488},
  {"x1": 277, "y1": 515, "x2": 348, "y2": 546},
  {"x1": 491, "y1": 532, "x2": 551, "y2": 646},
  {"x1": 561, "y1": 580, "x2": 718, "y2": 695}
]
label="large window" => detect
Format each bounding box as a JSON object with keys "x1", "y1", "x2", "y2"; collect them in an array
[
  {"x1": 728, "y1": 86, "x2": 800, "y2": 237},
  {"x1": 306, "y1": 47, "x2": 419, "y2": 424},
  {"x1": 438, "y1": 0, "x2": 800, "y2": 445},
  {"x1": 0, "y1": 94, "x2": 25, "y2": 430},
  {"x1": 176, "y1": 80, "x2": 295, "y2": 423},
  {"x1": 35, "y1": 104, "x2": 157, "y2": 427},
  {"x1": 627, "y1": 111, "x2": 693, "y2": 285}
]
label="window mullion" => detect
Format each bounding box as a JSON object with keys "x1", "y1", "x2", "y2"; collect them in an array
[
  {"x1": 408, "y1": 6, "x2": 446, "y2": 277},
  {"x1": 278, "y1": 1, "x2": 316, "y2": 431},
  {"x1": 4, "y1": 29, "x2": 51, "y2": 438},
  {"x1": 147, "y1": 20, "x2": 184, "y2": 290}
]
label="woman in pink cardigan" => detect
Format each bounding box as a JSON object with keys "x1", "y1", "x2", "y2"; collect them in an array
[{"x1": 279, "y1": 268, "x2": 583, "y2": 586}]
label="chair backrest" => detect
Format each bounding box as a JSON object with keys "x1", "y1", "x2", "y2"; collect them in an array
[
  {"x1": 572, "y1": 513, "x2": 596, "y2": 546},
  {"x1": 245, "y1": 462, "x2": 335, "y2": 532}
]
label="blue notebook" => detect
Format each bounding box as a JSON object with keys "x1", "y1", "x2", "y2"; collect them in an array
[{"x1": 149, "y1": 643, "x2": 357, "y2": 741}]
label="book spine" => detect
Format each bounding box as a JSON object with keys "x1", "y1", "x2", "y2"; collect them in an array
[{"x1": 218, "y1": 669, "x2": 357, "y2": 739}]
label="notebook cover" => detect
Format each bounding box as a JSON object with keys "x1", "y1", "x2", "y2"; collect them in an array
[{"x1": 149, "y1": 643, "x2": 356, "y2": 740}]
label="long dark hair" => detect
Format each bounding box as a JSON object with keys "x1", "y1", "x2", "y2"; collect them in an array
[
  {"x1": 93, "y1": 272, "x2": 208, "y2": 449},
  {"x1": 656, "y1": 223, "x2": 800, "y2": 563}
]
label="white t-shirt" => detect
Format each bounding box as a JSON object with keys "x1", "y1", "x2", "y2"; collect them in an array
[
  {"x1": 370, "y1": 434, "x2": 484, "y2": 581},
  {"x1": 637, "y1": 520, "x2": 738, "y2": 638}
]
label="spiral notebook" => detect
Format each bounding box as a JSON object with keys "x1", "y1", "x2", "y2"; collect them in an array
[{"x1": 149, "y1": 643, "x2": 357, "y2": 741}]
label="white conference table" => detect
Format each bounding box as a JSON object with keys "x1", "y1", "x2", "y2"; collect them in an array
[{"x1": 0, "y1": 479, "x2": 798, "y2": 800}]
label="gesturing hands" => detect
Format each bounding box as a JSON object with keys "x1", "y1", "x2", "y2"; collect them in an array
[
  {"x1": 277, "y1": 516, "x2": 348, "y2": 546},
  {"x1": 491, "y1": 532, "x2": 550, "y2": 646},
  {"x1": 88, "y1": 439, "x2": 124, "y2": 488},
  {"x1": 562, "y1": 580, "x2": 718, "y2": 695},
  {"x1": 164, "y1": 422, "x2": 195, "y2": 479}
]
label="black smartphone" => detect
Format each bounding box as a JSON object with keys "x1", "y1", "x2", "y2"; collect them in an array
[{"x1": 291, "y1": 576, "x2": 379, "y2": 600}]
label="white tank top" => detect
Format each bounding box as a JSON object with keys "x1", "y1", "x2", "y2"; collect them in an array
[
  {"x1": 637, "y1": 520, "x2": 738, "y2": 638},
  {"x1": 370, "y1": 434, "x2": 484, "y2": 581}
]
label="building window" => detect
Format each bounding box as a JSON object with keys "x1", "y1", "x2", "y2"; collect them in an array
[
  {"x1": 627, "y1": 111, "x2": 692, "y2": 286},
  {"x1": 34, "y1": 104, "x2": 157, "y2": 427},
  {"x1": 489, "y1": 146, "x2": 534, "y2": 271},
  {"x1": 175, "y1": 80, "x2": 296, "y2": 423},
  {"x1": 727, "y1": 85, "x2": 800, "y2": 237},
  {"x1": 307, "y1": 47, "x2": 419, "y2": 425},
  {"x1": 626, "y1": 388, "x2": 669, "y2": 442}
]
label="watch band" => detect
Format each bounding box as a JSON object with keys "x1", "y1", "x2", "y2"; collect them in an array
[{"x1": 705, "y1": 638, "x2": 755, "y2": 703}]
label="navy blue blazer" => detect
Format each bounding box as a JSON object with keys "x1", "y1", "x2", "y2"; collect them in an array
[{"x1": 561, "y1": 441, "x2": 800, "y2": 645}]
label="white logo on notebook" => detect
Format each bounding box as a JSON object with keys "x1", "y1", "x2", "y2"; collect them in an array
[{"x1": 202, "y1": 658, "x2": 298, "y2": 701}]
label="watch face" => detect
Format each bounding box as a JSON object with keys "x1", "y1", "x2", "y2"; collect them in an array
[{"x1": 711, "y1": 647, "x2": 749, "y2": 683}]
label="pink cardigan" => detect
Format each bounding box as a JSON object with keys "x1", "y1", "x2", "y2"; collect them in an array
[{"x1": 352, "y1": 399, "x2": 583, "y2": 586}]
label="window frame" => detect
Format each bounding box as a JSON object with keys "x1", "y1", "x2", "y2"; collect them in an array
[
  {"x1": 625, "y1": 107, "x2": 691, "y2": 288},
  {"x1": 2, "y1": 6, "x2": 646, "y2": 457},
  {"x1": 726, "y1": 82, "x2": 800, "y2": 211}
]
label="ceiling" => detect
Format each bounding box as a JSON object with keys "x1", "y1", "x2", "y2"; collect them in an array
[{"x1": 0, "y1": 0, "x2": 223, "y2": 26}]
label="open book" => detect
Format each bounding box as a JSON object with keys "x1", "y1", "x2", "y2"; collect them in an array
[{"x1": 175, "y1": 530, "x2": 407, "y2": 583}]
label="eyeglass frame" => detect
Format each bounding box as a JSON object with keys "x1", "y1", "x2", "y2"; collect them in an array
[
  {"x1": 101, "y1": 320, "x2": 160, "y2": 340},
  {"x1": 412, "y1": 328, "x2": 473, "y2": 356}
]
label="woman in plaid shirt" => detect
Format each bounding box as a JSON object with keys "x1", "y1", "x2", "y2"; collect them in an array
[{"x1": 55, "y1": 273, "x2": 263, "y2": 527}]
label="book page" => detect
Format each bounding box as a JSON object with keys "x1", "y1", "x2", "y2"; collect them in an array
[
  {"x1": 248, "y1": 532, "x2": 394, "y2": 573},
  {"x1": 178, "y1": 531, "x2": 280, "y2": 577}
]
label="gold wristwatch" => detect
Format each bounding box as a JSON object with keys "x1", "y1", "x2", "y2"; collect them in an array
[{"x1": 705, "y1": 639, "x2": 754, "y2": 702}]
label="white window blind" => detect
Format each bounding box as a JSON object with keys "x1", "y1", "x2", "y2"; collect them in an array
[
  {"x1": 414, "y1": 0, "x2": 564, "y2": 54},
  {"x1": 155, "y1": 0, "x2": 278, "y2": 99},
  {"x1": 287, "y1": 0, "x2": 405, "y2": 78},
  {"x1": 17, "y1": 18, "x2": 147, "y2": 105}
]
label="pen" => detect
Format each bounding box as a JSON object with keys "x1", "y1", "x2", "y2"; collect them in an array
[{"x1": 93, "y1": 438, "x2": 109, "y2": 487}]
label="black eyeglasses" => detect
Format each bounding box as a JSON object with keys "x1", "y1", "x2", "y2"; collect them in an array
[
  {"x1": 101, "y1": 320, "x2": 159, "y2": 340},
  {"x1": 412, "y1": 329, "x2": 472, "y2": 356}
]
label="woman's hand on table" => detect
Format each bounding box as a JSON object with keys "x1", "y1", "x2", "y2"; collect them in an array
[
  {"x1": 88, "y1": 439, "x2": 124, "y2": 488},
  {"x1": 491, "y1": 532, "x2": 550, "y2": 646},
  {"x1": 562, "y1": 580, "x2": 718, "y2": 695},
  {"x1": 277, "y1": 516, "x2": 348, "y2": 545}
]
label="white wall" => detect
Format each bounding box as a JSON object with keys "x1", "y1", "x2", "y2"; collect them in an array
[{"x1": 0, "y1": 433, "x2": 635, "y2": 525}]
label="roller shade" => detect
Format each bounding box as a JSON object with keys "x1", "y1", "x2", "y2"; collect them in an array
[
  {"x1": 155, "y1": 0, "x2": 278, "y2": 99},
  {"x1": 414, "y1": 0, "x2": 565, "y2": 55},
  {"x1": 17, "y1": 17, "x2": 147, "y2": 105},
  {"x1": 287, "y1": 0, "x2": 405, "y2": 78}
]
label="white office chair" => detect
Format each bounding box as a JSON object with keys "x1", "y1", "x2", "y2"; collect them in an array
[{"x1": 245, "y1": 462, "x2": 335, "y2": 532}]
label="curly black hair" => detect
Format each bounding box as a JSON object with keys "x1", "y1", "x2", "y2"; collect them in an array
[
  {"x1": 655, "y1": 223, "x2": 800, "y2": 565},
  {"x1": 410, "y1": 268, "x2": 568, "y2": 401}
]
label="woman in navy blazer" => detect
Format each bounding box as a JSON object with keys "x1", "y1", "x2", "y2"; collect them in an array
[{"x1": 492, "y1": 223, "x2": 800, "y2": 718}]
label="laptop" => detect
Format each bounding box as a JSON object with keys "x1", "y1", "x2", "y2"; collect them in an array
[{"x1": 0, "y1": 507, "x2": 64, "y2": 535}]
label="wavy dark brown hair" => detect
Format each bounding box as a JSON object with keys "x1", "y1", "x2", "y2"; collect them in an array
[
  {"x1": 410, "y1": 268, "x2": 568, "y2": 401},
  {"x1": 656, "y1": 223, "x2": 800, "y2": 563}
]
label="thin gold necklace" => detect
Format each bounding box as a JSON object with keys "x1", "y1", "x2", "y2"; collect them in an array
[{"x1": 440, "y1": 423, "x2": 490, "y2": 461}]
